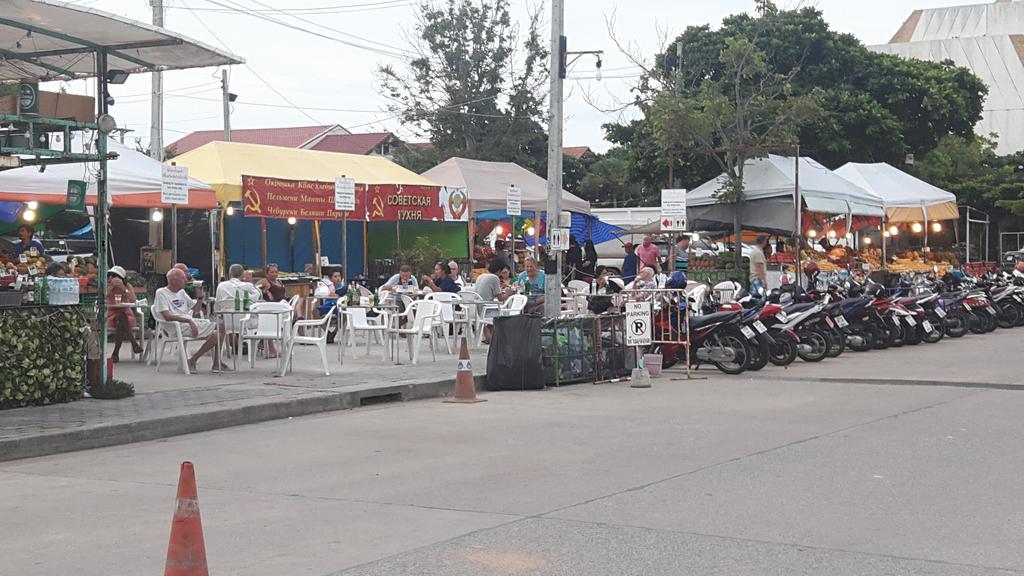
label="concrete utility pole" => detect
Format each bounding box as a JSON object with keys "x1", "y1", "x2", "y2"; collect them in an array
[
  {"x1": 543, "y1": 0, "x2": 565, "y2": 318},
  {"x1": 149, "y1": 0, "x2": 165, "y2": 251},
  {"x1": 221, "y1": 69, "x2": 231, "y2": 142}
]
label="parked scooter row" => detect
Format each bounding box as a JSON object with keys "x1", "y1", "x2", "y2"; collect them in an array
[{"x1": 648, "y1": 266, "x2": 1024, "y2": 375}]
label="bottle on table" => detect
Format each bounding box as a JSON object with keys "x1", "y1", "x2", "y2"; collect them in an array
[
  {"x1": 234, "y1": 289, "x2": 241, "y2": 311},
  {"x1": 243, "y1": 289, "x2": 251, "y2": 311}
]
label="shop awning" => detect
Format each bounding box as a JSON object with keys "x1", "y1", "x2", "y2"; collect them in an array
[
  {"x1": 171, "y1": 141, "x2": 439, "y2": 205},
  {"x1": 835, "y1": 162, "x2": 960, "y2": 223},
  {"x1": 0, "y1": 139, "x2": 214, "y2": 208},
  {"x1": 421, "y1": 157, "x2": 591, "y2": 214},
  {"x1": 0, "y1": 0, "x2": 242, "y2": 83},
  {"x1": 803, "y1": 196, "x2": 849, "y2": 215}
]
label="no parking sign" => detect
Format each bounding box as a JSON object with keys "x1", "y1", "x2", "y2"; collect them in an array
[{"x1": 625, "y1": 301, "x2": 652, "y2": 347}]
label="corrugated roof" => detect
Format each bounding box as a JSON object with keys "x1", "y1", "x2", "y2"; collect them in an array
[
  {"x1": 563, "y1": 146, "x2": 592, "y2": 159},
  {"x1": 310, "y1": 133, "x2": 391, "y2": 155},
  {"x1": 168, "y1": 125, "x2": 337, "y2": 155}
]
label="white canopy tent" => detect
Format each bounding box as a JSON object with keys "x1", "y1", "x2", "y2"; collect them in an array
[
  {"x1": 0, "y1": 140, "x2": 214, "y2": 208},
  {"x1": 834, "y1": 162, "x2": 959, "y2": 223},
  {"x1": 422, "y1": 157, "x2": 590, "y2": 214},
  {"x1": 686, "y1": 155, "x2": 884, "y2": 235}
]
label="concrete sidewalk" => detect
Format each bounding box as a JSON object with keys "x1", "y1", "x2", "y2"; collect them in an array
[{"x1": 0, "y1": 341, "x2": 488, "y2": 462}]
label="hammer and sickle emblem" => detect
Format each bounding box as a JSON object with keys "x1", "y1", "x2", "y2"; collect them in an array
[
  {"x1": 243, "y1": 177, "x2": 261, "y2": 212},
  {"x1": 371, "y1": 193, "x2": 385, "y2": 219}
]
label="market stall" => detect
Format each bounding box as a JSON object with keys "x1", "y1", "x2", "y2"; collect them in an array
[
  {"x1": 836, "y1": 162, "x2": 960, "y2": 272},
  {"x1": 171, "y1": 141, "x2": 456, "y2": 281}
]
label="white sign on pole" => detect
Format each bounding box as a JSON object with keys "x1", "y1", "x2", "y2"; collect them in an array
[
  {"x1": 625, "y1": 301, "x2": 652, "y2": 346},
  {"x1": 550, "y1": 228, "x2": 570, "y2": 251},
  {"x1": 161, "y1": 164, "x2": 189, "y2": 205},
  {"x1": 660, "y1": 188, "x2": 687, "y2": 232},
  {"x1": 506, "y1": 184, "x2": 522, "y2": 216},
  {"x1": 334, "y1": 177, "x2": 356, "y2": 211}
]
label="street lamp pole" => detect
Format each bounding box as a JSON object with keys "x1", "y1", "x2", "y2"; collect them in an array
[{"x1": 543, "y1": 0, "x2": 565, "y2": 318}]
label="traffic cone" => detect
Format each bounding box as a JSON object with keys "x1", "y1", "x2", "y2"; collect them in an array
[
  {"x1": 164, "y1": 462, "x2": 209, "y2": 576},
  {"x1": 444, "y1": 337, "x2": 486, "y2": 404}
]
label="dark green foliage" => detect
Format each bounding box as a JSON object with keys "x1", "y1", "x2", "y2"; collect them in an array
[
  {"x1": 89, "y1": 378, "x2": 135, "y2": 400},
  {"x1": 0, "y1": 306, "x2": 86, "y2": 409}
]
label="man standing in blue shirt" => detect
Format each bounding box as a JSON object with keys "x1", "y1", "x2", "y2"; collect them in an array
[
  {"x1": 621, "y1": 242, "x2": 638, "y2": 284},
  {"x1": 13, "y1": 224, "x2": 45, "y2": 258}
]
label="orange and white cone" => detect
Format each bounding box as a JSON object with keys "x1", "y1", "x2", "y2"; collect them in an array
[
  {"x1": 165, "y1": 462, "x2": 209, "y2": 576},
  {"x1": 445, "y1": 337, "x2": 486, "y2": 404}
]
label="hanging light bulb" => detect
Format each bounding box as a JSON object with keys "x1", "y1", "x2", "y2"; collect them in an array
[
  {"x1": 151, "y1": 208, "x2": 163, "y2": 222},
  {"x1": 889, "y1": 225, "x2": 899, "y2": 236},
  {"x1": 526, "y1": 226, "x2": 535, "y2": 236},
  {"x1": 911, "y1": 222, "x2": 923, "y2": 234},
  {"x1": 26, "y1": 201, "x2": 38, "y2": 210},
  {"x1": 883, "y1": 230, "x2": 891, "y2": 239},
  {"x1": 225, "y1": 205, "x2": 235, "y2": 216},
  {"x1": 287, "y1": 216, "x2": 297, "y2": 226},
  {"x1": 863, "y1": 237, "x2": 873, "y2": 245},
  {"x1": 827, "y1": 229, "x2": 837, "y2": 239},
  {"x1": 931, "y1": 221, "x2": 942, "y2": 233},
  {"x1": 595, "y1": 58, "x2": 603, "y2": 81},
  {"x1": 494, "y1": 225, "x2": 504, "y2": 236},
  {"x1": 807, "y1": 229, "x2": 817, "y2": 238},
  {"x1": 22, "y1": 209, "x2": 36, "y2": 222}
]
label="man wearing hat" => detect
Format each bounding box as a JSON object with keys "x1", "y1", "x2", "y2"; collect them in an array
[
  {"x1": 106, "y1": 265, "x2": 142, "y2": 362},
  {"x1": 621, "y1": 242, "x2": 638, "y2": 284}
]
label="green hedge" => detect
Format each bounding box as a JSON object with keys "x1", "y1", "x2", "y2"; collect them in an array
[{"x1": 0, "y1": 306, "x2": 86, "y2": 409}]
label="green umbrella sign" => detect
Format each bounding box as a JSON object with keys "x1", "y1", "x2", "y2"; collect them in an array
[
  {"x1": 17, "y1": 82, "x2": 38, "y2": 115},
  {"x1": 66, "y1": 180, "x2": 86, "y2": 212}
]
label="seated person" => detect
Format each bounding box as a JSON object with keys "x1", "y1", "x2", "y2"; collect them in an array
[
  {"x1": 449, "y1": 260, "x2": 466, "y2": 287},
  {"x1": 474, "y1": 261, "x2": 508, "y2": 344},
  {"x1": 315, "y1": 269, "x2": 347, "y2": 344},
  {"x1": 215, "y1": 264, "x2": 263, "y2": 351},
  {"x1": 154, "y1": 268, "x2": 229, "y2": 373},
  {"x1": 380, "y1": 265, "x2": 419, "y2": 292},
  {"x1": 588, "y1": 266, "x2": 622, "y2": 314},
  {"x1": 516, "y1": 256, "x2": 545, "y2": 314},
  {"x1": 421, "y1": 261, "x2": 461, "y2": 293},
  {"x1": 626, "y1": 267, "x2": 657, "y2": 291},
  {"x1": 106, "y1": 265, "x2": 141, "y2": 362},
  {"x1": 13, "y1": 224, "x2": 45, "y2": 257}
]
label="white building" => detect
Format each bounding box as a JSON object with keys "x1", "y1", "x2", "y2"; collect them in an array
[{"x1": 871, "y1": 0, "x2": 1024, "y2": 154}]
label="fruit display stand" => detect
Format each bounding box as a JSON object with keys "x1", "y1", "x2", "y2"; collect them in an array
[{"x1": 0, "y1": 304, "x2": 87, "y2": 409}]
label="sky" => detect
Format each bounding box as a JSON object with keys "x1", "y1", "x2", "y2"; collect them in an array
[{"x1": 47, "y1": 0, "x2": 978, "y2": 154}]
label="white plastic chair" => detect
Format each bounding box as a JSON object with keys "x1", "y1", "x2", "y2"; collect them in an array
[
  {"x1": 153, "y1": 315, "x2": 204, "y2": 375},
  {"x1": 477, "y1": 294, "x2": 528, "y2": 345},
  {"x1": 567, "y1": 279, "x2": 590, "y2": 294},
  {"x1": 344, "y1": 307, "x2": 389, "y2": 359},
  {"x1": 424, "y1": 292, "x2": 468, "y2": 354},
  {"x1": 283, "y1": 304, "x2": 336, "y2": 376},
  {"x1": 388, "y1": 300, "x2": 440, "y2": 364},
  {"x1": 242, "y1": 301, "x2": 292, "y2": 368}
]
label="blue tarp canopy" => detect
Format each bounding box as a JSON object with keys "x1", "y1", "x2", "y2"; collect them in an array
[{"x1": 475, "y1": 211, "x2": 622, "y2": 246}]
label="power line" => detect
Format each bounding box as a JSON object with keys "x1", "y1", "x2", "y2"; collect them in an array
[
  {"x1": 178, "y1": 0, "x2": 325, "y2": 125},
  {"x1": 115, "y1": 80, "x2": 220, "y2": 98},
  {"x1": 201, "y1": 0, "x2": 411, "y2": 59},
  {"x1": 167, "y1": 0, "x2": 413, "y2": 15}
]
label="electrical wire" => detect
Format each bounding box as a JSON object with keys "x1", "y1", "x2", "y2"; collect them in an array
[{"x1": 167, "y1": 0, "x2": 413, "y2": 15}]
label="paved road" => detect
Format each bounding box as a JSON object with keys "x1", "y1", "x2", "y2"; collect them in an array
[{"x1": 3, "y1": 370, "x2": 1024, "y2": 575}]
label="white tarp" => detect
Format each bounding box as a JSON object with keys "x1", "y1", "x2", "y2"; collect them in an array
[
  {"x1": 687, "y1": 155, "x2": 884, "y2": 216},
  {"x1": 835, "y1": 162, "x2": 960, "y2": 222},
  {"x1": 421, "y1": 157, "x2": 590, "y2": 214},
  {"x1": 0, "y1": 139, "x2": 214, "y2": 208}
]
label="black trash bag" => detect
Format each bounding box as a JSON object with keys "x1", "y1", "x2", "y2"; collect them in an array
[{"x1": 485, "y1": 315, "x2": 544, "y2": 391}]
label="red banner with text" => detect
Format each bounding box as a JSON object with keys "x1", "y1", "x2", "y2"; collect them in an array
[
  {"x1": 242, "y1": 175, "x2": 366, "y2": 221},
  {"x1": 366, "y1": 184, "x2": 446, "y2": 222}
]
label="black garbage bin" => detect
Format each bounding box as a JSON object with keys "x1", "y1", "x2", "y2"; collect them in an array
[{"x1": 485, "y1": 315, "x2": 544, "y2": 391}]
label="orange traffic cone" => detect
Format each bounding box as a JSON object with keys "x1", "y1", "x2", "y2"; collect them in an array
[
  {"x1": 165, "y1": 462, "x2": 209, "y2": 576},
  {"x1": 444, "y1": 337, "x2": 486, "y2": 404}
]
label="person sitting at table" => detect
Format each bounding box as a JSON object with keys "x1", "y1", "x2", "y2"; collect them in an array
[
  {"x1": 380, "y1": 265, "x2": 419, "y2": 292},
  {"x1": 448, "y1": 260, "x2": 465, "y2": 287},
  {"x1": 106, "y1": 265, "x2": 142, "y2": 363},
  {"x1": 154, "y1": 268, "x2": 229, "y2": 373},
  {"x1": 215, "y1": 264, "x2": 262, "y2": 352},
  {"x1": 314, "y1": 269, "x2": 346, "y2": 344},
  {"x1": 421, "y1": 261, "x2": 461, "y2": 293},
  {"x1": 256, "y1": 263, "x2": 287, "y2": 302},
  {"x1": 588, "y1": 266, "x2": 622, "y2": 314},
  {"x1": 13, "y1": 224, "x2": 45, "y2": 258},
  {"x1": 626, "y1": 267, "x2": 657, "y2": 291},
  {"x1": 475, "y1": 261, "x2": 509, "y2": 344},
  {"x1": 495, "y1": 263, "x2": 513, "y2": 291},
  {"x1": 516, "y1": 256, "x2": 545, "y2": 314},
  {"x1": 241, "y1": 269, "x2": 254, "y2": 283}
]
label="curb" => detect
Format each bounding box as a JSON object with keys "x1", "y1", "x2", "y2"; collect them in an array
[
  {"x1": 0, "y1": 375, "x2": 486, "y2": 462},
  {"x1": 755, "y1": 376, "x2": 1024, "y2": 391}
]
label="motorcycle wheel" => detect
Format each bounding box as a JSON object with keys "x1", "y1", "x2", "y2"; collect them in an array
[
  {"x1": 1015, "y1": 303, "x2": 1024, "y2": 327},
  {"x1": 796, "y1": 328, "x2": 830, "y2": 362},
  {"x1": 903, "y1": 323, "x2": 922, "y2": 345},
  {"x1": 746, "y1": 336, "x2": 771, "y2": 371},
  {"x1": 710, "y1": 327, "x2": 751, "y2": 375},
  {"x1": 887, "y1": 321, "x2": 905, "y2": 348},
  {"x1": 847, "y1": 322, "x2": 876, "y2": 352},
  {"x1": 922, "y1": 314, "x2": 945, "y2": 344},
  {"x1": 769, "y1": 332, "x2": 798, "y2": 366},
  {"x1": 945, "y1": 314, "x2": 968, "y2": 338},
  {"x1": 874, "y1": 322, "x2": 893, "y2": 349},
  {"x1": 826, "y1": 328, "x2": 845, "y2": 357},
  {"x1": 997, "y1": 304, "x2": 1020, "y2": 329}
]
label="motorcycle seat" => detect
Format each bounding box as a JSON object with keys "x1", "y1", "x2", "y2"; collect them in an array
[
  {"x1": 782, "y1": 302, "x2": 817, "y2": 314},
  {"x1": 688, "y1": 311, "x2": 741, "y2": 330}
]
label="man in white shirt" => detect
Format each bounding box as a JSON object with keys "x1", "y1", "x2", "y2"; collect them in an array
[
  {"x1": 216, "y1": 263, "x2": 262, "y2": 337},
  {"x1": 380, "y1": 265, "x2": 419, "y2": 292},
  {"x1": 749, "y1": 235, "x2": 769, "y2": 295},
  {"x1": 154, "y1": 268, "x2": 228, "y2": 373}
]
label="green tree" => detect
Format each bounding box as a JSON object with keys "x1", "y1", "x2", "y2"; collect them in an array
[
  {"x1": 378, "y1": 0, "x2": 549, "y2": 174},
  {"x1": 577, "y1": 148, "x2": 642, "y2": 207}
]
